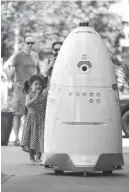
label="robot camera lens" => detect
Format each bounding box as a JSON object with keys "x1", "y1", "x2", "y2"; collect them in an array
[
  {"x1": 69, "y1": 93, "x2": 72, "y2": 96},
  {"x1": 83, "y1": 93, "x2": 86, "y2": 96},
  {"x1": 82, "y1": 66, "x2": 87, "y2": 72},
  {"x1": 90, "y1": 99, "x2": 93, "y2": 103}
]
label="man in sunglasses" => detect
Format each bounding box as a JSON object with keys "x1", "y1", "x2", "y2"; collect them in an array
[
  {"x1": 42, "y1": 42, "x2": 62, "y2": 86},
  {"x1": 52, "y1": 41, "x2": 62, "y2": 57},
  {"x1": 7, "y1": 35, "x2": 40, "y2": 146},
  {"x1": 50, "y1": 41, "x2": 62, "y2": 75}
]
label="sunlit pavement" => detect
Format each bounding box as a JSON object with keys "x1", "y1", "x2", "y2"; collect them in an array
[
  {"x1": 1, "y1": 148, "x2": 129, "y2": 192},
  {"x1": 1, "y1": 138, "x2": 129, "y2": 192},
  {"x1": 2, "y1": 117, "x2": 129, "y2": 192}
]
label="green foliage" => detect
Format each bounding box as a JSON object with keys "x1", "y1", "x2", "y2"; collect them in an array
[
  {"x1": 116, "y1": 52, "x2": 129, "y2": 92},
  {"x1": 1, "y1": 1, "x2": 125, "y2": 65}
]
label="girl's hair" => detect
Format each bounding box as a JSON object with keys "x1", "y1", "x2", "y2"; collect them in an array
[
  {"x1": 23, "y1": 74, "x2": 44, "y2": 94},
  {"x1": 28, "y1": 74, "x2": 44, "y2": 85}
]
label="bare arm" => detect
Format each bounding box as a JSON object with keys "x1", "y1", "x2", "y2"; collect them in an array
[
  {"x1": 45, "y1": 57, "x2": 56, "y2": 73},
  {"x1": 3, "y1": 53, "x2": 18, "y2": 83},
  {"x1": 8, "y1": 53, "x2": 18, "y2": 67},
  {"x1": 42, "y1": 87, "x2": 49, "y2": 95},
  {"x1": 40, "y1": 58, "x2": 52, "y2": 77},
  {"x1": 25, "y1": 92, "x2": 39, "y2": 107}
]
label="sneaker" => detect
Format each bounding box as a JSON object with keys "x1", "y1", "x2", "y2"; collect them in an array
[
  {"x1": 35, "y1": 159, "x2": 42, "y2": 165},
  {"x1": 13, "y1": 140, "x2": 20, "y2": 146},
  {"x1": 30, "y1": 159, "x2": 35, "y2": 165}
]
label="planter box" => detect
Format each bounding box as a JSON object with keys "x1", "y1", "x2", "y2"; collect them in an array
[{"x1": 1, "y1": 112, "x2": 14, "y2": 146}]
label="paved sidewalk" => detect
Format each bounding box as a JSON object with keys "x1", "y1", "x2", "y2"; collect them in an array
[
  {"x1": 1, "y1": 145, "x2": 129, "y2": 192},
  {"x1": 1, "y1": 146, "x2": 45, "y2": 176},
  {"x1": 1, "y1": 172, "x2": 14, "y2": 184},
  {"x1": 1, "y1": 144, "x2": 129, "y2": 176}
]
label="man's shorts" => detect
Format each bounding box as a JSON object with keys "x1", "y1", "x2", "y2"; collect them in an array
[{"x1": 12, "y1": 82, "x2": 26, "y2": 116}]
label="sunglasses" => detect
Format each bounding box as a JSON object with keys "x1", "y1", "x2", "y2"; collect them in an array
[
  {"x1": 26, "y1": 42, "x2": 34, "y2": 45},
  {"x1": 54, "y1": 48, "x2": 60, "y2": 52}
]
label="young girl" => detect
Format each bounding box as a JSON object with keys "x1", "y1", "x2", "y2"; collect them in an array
[{"x1": 21, "y1": 75, "x2": 48, "y2": 164}]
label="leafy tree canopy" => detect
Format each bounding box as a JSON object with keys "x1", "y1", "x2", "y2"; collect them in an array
[{"x1": 1, "y1": 0, "x2": 126, "y2": 65}]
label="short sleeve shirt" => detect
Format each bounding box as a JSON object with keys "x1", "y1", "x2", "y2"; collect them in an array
[{"x1": 11, "y1": 51, "x2": 39, "y2": 82}]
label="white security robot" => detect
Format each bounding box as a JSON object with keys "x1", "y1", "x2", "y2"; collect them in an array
[{"x1": 43, "y1": 23, "x2": 124, "y2": 175}]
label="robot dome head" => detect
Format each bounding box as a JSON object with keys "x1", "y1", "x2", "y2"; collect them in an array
[{"x1": 50, "y1": 21, "x2": 116, "y2": 87}]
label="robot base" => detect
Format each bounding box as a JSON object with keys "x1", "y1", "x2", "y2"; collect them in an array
[{"x1": 44, "y1": 153, "x2": 124, "y2": 175}]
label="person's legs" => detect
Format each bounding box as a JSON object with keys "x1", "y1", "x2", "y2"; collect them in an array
[
  {"x1": 12, "y1": 82, "x2": 25, "y2": 145},
  {"x1": 29, "y1": 149, "x2": 35, "y2": 160},
  {"x1": 36, "y1": 152, "x2": 41, "y2": 160},
  {"x1": 29, "y1": 149, "x2": 35, "y2": 164},
  {"x1": 13, "y1": 115, "x2": 21, "y2": 144},
  {"x1": 36, "y1": 152, "x2": 42, "y2": 164}
]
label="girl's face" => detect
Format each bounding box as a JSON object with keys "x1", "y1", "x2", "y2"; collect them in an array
[{"x1": 31, "y1": 80, "x2": 43, "y2": 92}]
